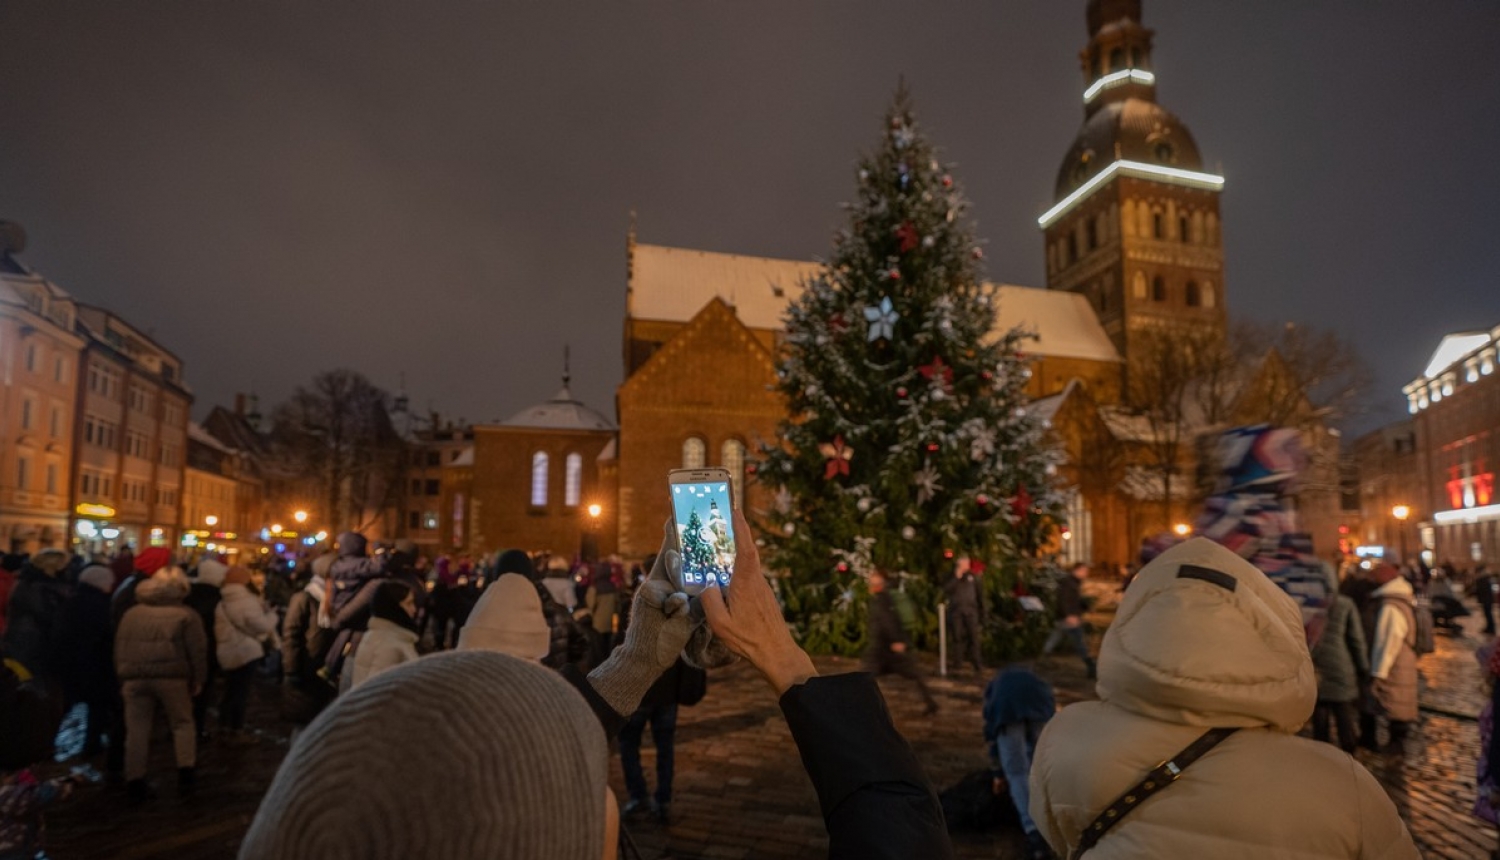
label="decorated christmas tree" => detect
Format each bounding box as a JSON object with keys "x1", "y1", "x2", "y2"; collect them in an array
[
  {"x1": 756, "y1": 88, "x2": 1062, "y2": 654},
  {"x1": 680, "y1": 509, "x2": 716, "y2": 579}
]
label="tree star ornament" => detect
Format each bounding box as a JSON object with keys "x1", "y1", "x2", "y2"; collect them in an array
[
  {"x1": 913, "y1": 462, "x2": 943, "y2": 504},
  {"x1": 864, "y1": 296, "x2": 898, "y2": 342},
  {"x1": 818, "y1": 434, "x2": 854, "y2": 480}
]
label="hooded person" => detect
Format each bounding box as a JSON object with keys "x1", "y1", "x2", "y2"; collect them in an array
[
  {"x1": 457, "y1": 573, "x2": 551, "y2": 662},
  {"x1": 280, "y1": 555, "x2": 335, "y2": 726},
  {"x1": 518, "y1": 551, "x2": 586, "y2": 669},
  {"x1": 185, "y1": 557, "x2": 228, "y2": 737},
  {"x1": 1310, "y1": 564, "x2": 1369, "y2": 753},
  {"x1": 348, "y1": 581, "x2": 421, "y2": 689},
  {"x1": 1, "y1": 549, "x2": 72, "y2": 685},
  {"x1": 113, "y1": 567, "x2": 207, "y2": 801},
  {"x1": 110, "y1": 547, "x2": 173, "y2": 630},
  {"x1": 1029, "y1": 538, "x2": 1418, "y2": 859},
  {"x1": 542, "y1": 554, "x2": 578, "y2": 611},
  {"x1": 215, "y1": 566, "x2": 279, "y2": 742},
  {"x1": 426, "y1": 556, "x2": 462, "y2": 650},
  {"x1": 1367, "y1": 563, "x2": 1420, "y2": 754},
  {"x1": 322, "y1": 532, "x2": 386, "y2": 628}
]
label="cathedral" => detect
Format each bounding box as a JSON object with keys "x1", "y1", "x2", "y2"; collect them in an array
[{"x1": 605, "y1": 0, "x2": 1254, "y2": 569}]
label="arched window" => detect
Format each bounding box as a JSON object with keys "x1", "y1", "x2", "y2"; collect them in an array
[
  {"x1": 1108, "y1": 47, "x2": 1125, "y2": 72},
  {"x1": 1085, "y1": 218, "x2": 1098, "y2": 251},
  {"x1": 682, "y1": 437, "x2": 706, "y2": 469},
  {"x1": 1132, "y1": 272, "x2": 1147, "y2": 300},
  {"x1": 722, "y1": 439, "x2": 746, "y2": 508},
  {"x1": 1066, "y1": 233, "x2": 1078, "y2": 264},
  {"x1": 1201, "y1": 282, "x2": 1217, "y2": 309},
  {"x1": 530, "y1": 452, "x2": 549, "y2": 507},
  {"x1": 1186, "y1": 281, "x2": 1202, "y2": 307},
  {"x1": 1152, "y1": 211, "x2": 1164, "y2": 239},
  {"x1": 1178, "y1": 214, "x2": 1189, "y2": 243},
  {"x1": 564, "y1": 452, "x2": 582, "y2": 507},
  {"x1": 1152, "y1": 277, "x2": 1167, "y2": 302}
]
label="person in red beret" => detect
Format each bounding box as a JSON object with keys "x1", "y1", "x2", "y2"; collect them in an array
[{"x1": 110, "y1": 547, "x2": 175, "y2": 631}]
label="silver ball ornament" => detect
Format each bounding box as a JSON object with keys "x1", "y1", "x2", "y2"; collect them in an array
[{"x1": 901, "y1": 525, "x2": 917, "y2": 540}]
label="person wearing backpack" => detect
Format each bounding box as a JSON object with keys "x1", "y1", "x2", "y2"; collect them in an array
[
  {"x1": 864, "y1": 569, "x2": 937, "y2": 715},
  {"x1": 1368, "y1": 564, "x2": 1421, "y2": 756}
]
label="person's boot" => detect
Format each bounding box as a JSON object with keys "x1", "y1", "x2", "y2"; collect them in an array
[
  {"x1": 1025, "y1": 830, "x2": 1056, "y2": 860},
  {"x1": 126, "y1": 779, "x2": 155, "y2": 804},
  {"x1": 1382, "y1": 721, "x2": 1410, "y2": 756},
  {"x1": 177, "y1": 767, "x2": 196, "y2": 797}
]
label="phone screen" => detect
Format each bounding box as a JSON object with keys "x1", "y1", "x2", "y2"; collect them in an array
[{"x1": 670, "y1": 480, "x2": 737, "y2": 591}]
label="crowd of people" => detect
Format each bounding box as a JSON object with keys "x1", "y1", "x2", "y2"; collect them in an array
[{"x1": 2, "y1": 517, "x2": 1486, "y2": 858}]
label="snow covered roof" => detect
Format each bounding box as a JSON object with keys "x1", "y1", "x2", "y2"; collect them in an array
[
  {"x1": 629, "y1": 243, "x2": 821, "y2": 331},
  {"x1": 188, "y1": 421, "x2": 236, "y2": 455},
  {"x1": 596, "y1": 438, "x2": 617, "y2": 462},
  {"x1": 502, "y1": 385, "x2": 615, "y2": 431},
  {"x1": 449, "y1": 446, "x2": 474, "y2": 467},
  {"x1": 1030, "y1": 379, "x2": 1079, "y2": 425},
  {"x1": 1422, "y1": 332, "x2": 1493, "y2": 379},
  {"x1": 629, "y1": 243, "x2": 1120, "y2": 363},
  {"x1": 989, "y1": 287, "x2": 1121, "y2": 363}
]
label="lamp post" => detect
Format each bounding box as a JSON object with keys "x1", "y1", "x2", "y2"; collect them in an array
[
  {"x1": 205, "y1": 515, "x2": 218, "y2": 527},
  {"x1": 293, "y1": 510, "x2": 309, "y2": 525},
  {"x1": 1392, "y1": 504, "x2": 1411, "y2": 565},
  {"x1": 582, "y1": 503, "x2": 603, "y2": 563}
]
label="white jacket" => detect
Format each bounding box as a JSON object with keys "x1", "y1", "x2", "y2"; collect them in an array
[
  {"x1": 1369, "y1": 576, "x2": 1414, "y2": 680},
  {"x1": 216, "y1": 583, "x2": 280, "y2": 671},
  {"x1": 350, "y1": 617, "x2": 420, "y2": 689}
]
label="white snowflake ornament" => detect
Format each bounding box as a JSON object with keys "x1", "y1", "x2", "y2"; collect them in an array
[
  {"x1": 864, "y1": 296, "x2": 898, "y2": 342},
  {"x1": 913, "y1": 463, "x2": 943, "y2": 504}
]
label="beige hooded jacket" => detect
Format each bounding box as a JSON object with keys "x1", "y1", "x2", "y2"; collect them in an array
[{"x1": 1030, "y1": 538, "x2": 1418, "y2": 859}]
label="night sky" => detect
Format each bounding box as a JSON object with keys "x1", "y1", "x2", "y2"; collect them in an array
[{"x1": 2, "y1": 2, "x2": 1497, "y2": 436}]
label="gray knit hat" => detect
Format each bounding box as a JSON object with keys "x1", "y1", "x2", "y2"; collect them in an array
[{"x1": 239, "y1": 651, "x2": 607, "y2": 859}]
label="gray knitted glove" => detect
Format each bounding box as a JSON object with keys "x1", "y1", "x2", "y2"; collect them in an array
[{"x1": 586, "y1": 527, "x2": 693, "y2": 716}]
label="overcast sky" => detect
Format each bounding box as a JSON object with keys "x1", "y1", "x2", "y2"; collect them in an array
[{"x1": 2, "y1": 2, "x2": 1497, "y2": 436}]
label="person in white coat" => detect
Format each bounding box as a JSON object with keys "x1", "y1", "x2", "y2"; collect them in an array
[
  {"x1": 349, "y1": 581, "x2": 420, "y2": 689},
  {"x1": 214, "y1": 566, "x2": 279, "y2": 743},
  {"x1": 1367, "y1": 564, "x2": 1420, "y2": 754}
]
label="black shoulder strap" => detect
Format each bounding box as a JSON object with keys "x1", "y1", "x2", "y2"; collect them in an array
[{"x1": 1070, "y1": 727, "x2": 1238, "y2": 860}]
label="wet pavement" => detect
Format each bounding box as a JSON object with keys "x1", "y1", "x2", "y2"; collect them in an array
[{"x1": 32, "y1": 588, "x2": 1500, "y2": 859}]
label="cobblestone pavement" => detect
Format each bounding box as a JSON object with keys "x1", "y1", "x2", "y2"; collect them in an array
[{"x1": 33, "y1": 589, "x2": 1500, "y2": 859}]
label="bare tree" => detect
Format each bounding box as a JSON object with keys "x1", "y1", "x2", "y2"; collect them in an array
[
  {"x1": 268, "y1": 369, "x2": 406, "y2": 534},
  {"x1": 1230, "y1": 320, "x2": 1374, "y2": 428},
  {"x1": 1126, "y1": 324, "x2": 1227, "y2": 524}
]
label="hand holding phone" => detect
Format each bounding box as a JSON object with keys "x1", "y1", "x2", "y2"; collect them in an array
[{"x1": 668, "y1": 469, "x2": 737, "y2": 596}]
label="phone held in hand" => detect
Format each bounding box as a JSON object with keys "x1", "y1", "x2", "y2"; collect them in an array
[{"x1": 668, "y1": 468, "x2": 737, "y2": 595}]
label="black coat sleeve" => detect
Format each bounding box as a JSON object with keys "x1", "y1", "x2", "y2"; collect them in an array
[
  {"x1": 559, "y1": 663, "x2": 627, "y2": 741},
  {"x1": 780, "y1": 673, "x2": 954, "y2": 860}
]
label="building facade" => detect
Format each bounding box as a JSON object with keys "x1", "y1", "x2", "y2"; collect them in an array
[
  {"x1": 71, "y1": 306, "x2": 191, "y2": 554},
  {"x1": 1403, "y1": 327, "x2": 1500, "y2": 567},
  {"x1": 0, "y1": 226, "x2": 85, "y2": 552}
]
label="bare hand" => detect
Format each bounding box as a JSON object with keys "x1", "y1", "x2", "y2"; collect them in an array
[
  {"x1": 699, "y1": 510, "x2": 817, "y2": 696},
  {"x1": 891, "y1": 642, "x2": 907, "y2": 654},
  {"x1": 1064, "y1": 614, "x2": 1081, "y2": 628}
]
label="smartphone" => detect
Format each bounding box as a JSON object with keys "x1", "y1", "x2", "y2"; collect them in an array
[{"x1": 668, "y1": 468, "x2": 737, "y2": 595}]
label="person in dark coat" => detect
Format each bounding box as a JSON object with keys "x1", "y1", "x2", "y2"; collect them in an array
[
  {"x1": 983, "y1": 665, "x2": 1056, "y2": 860},
  {"x1": 942, "y1": 556, "x2": 985, "y2": 674},
  {"x1": 863, "y1": 569, "x2": 937, "y2": 715},
  {"x1": 109, "y1": 547, "x2": 135, "y2": 590},
  {"x1": 0, "y1": 553, "x2": 23, "y2": 639},
  {"x1": 1342, "y1": 563, "x2": 1384, "y2": 751},
  {"x1": 1310, "y1": 568, "x2": 1369, "y2": 753},
  {"x1": 1475, "y1": 565, "x2": 1497, "y2": 636},
  {"x1": 58, "y1": 565, "x2": 117, "y2": 757},
  {"x1": 1041, "y1": 563, "x2": 1094, "y2": 679},
  {"x1": 184, "y1": 558, "x2": 226, "y2": 738},
  {"x1": 2, "y1": 549, "x2": 72, "y2": 687}
]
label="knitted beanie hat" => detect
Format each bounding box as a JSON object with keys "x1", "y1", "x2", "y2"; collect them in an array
[
  {"x1": 458, "y1": 574, "x2": 551, "y2": 661},
  {"x1": 196, "y1": 558, "x2": 229, "y2": 588},
  {"x1": 78, "y1": 564, "x2": 115, "y2": 594},
  {"x1": 495, "y1": 548, "x2": 534, "y2": 577},
  {"x1": 239, "y1": 651, "x2": 607, "y2": 860}
]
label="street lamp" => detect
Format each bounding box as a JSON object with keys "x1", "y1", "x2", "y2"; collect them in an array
[
  {"x1": 271, "y1": 523, "x2": 284, "y2": 535},
  {"x1": 581, "y1": 503, "x2": 603, "y2": 563},
  {"x1": 1172, "y1": 522, "x2": 1192, "y2": 537},
  {"x1": 1391, "y1": 505, "x2": 1411, "y2": 564},
  {"x1": 293, "y1": 510, "x2": 309, "y2": 524},
  {"x1": 205, "y1": 515, "x2": 218, "y2": 527},
  {"x1": 587, "y1": 503, "x2": 602, "y2": 519}
]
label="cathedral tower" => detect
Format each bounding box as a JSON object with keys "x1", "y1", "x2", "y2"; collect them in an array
[{"x1": 1041, "y1": 0, "x2": 1227, "y2": 366}]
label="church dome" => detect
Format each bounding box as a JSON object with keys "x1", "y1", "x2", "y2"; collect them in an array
[
  {"x1": 1053, "y1": 97, "x2": 1204, "y2": 198},
  {"x1": 502, "y1": 385, "x2": 615, "y2": 431}
]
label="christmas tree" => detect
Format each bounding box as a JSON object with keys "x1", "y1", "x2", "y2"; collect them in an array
[
  {"x1": 680, "y1": 509, "x2": 716, "y2": 581},
  {"x1": 756, "y1": 88, "x2": 1062, "y2": 654}
]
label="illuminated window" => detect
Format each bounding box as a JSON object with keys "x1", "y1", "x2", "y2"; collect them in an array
[
  {"x1": 1154, "y1": 141, "x2": 1176, "y2": 164},
  {"x1": 722, "y1": 439, "x2": 746, "y2": 508},
  {"x1": 1201, "y1": 282, "x2": 1216, "y2": 309},
  {"x1": 530, "y1": 452, "x2": 549, "y2": 507},
  {"x1": 1186, "y1": 281, "x2": 1202, "y2": 307},
  {"x1": 682, "y1": 437, "x2": 706, "y2": 469},
  {"x1": 1152, "y1": 277, "x2": 1167, "y2": 302},
  {"x1": 1132, "y1": 272, "x2": 1147, "y2": 300},
  {"x1": 564, "y1": 452, "x2": 582, "y2": 507}
]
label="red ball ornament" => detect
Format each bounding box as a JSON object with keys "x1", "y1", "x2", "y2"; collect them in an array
[
  {"x1": 977, "y1": 494, "x2": 989, "y2": 506},
  {"x1": 941, "y1": 174, "x2": 953, "y2": 188},
  {"x1": 926, "y1": 443, "x2": 940, "y2": 453},
  {"x1": 887, "y1": 267, "x2": 901, "y2": 281},
  {"x1": 896, "y1": 386, "x2": 908, "y2": 398},
  {"x1": 943, "y1": 549, "x2": 955, "y2": 559},
  {"x1": 836, "y1": 562, "x2": 849, "y2": 573},
  {"x1": 746, "y1": 463, "x2": 758, "y2": 475},
  {"x1": 972, "y1": 247, "x2": 984, "y2": 260},
  {"x1": 981, "y1": 370, "x2": 993, "y2": 381}
]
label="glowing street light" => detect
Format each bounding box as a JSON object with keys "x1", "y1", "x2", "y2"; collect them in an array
[
  {"x1": 1391, "y1": 505, "x2": 1411, "y2": 522},
  {"x1": 293, "y1": 510, "x2": 309, "y2": 524},
  {"x1": 1391, "y1": 505, "x2": 1412, "y2": 564},
  {"x1": 1172, "y1": 523, "x2": 1192, "y2": 537},
  {"x1": 205, "y1": 515, "x2": 219, "y2": 527},
  {"x1": 271, "y1": 523, "x2": 284, "y2": 534},
  {"x1": 587, "y1": 503, "x2": 602, "y2": 519}
]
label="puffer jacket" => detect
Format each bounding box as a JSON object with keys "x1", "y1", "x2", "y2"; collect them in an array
[
  {"x1": 114, "y1": 572, "x2": 208, "y2": 687},
  {"x1": 2, "y1": 566, "x2": 71, "y2": 680},
  {"x1": 216, "y1": 583, "x2": 279, "y2": 672},
  {"x1": 348, "y1": 617, "x2": 419, "y2": 689},
  {"x1": 1369, "y1": 576, "x2": 1419, "y2": 722},
  {"x1": 1030, "y1": 538, "x2": 1419, "y2": 859},
  {"x1": 1311, "y1": 592, "x2": 1369, "y2": 704}
]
